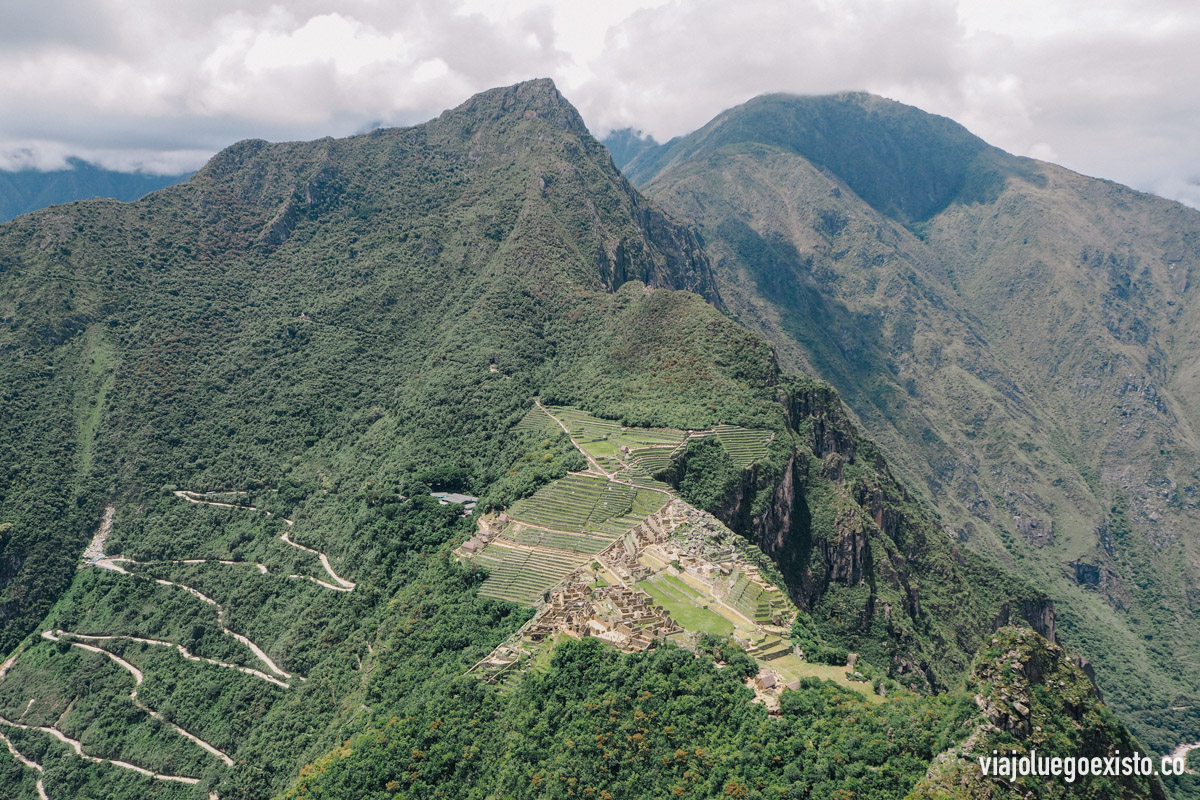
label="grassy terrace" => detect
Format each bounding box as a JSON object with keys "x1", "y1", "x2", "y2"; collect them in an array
[
  {"x1": 472, "y1": 404, "x2": 766, "y2": 609},
  {"x1": 506, "y1": 474, "x2": 667, "y2": 537},
  {"x1": 475, "y1": 542, "x2": 581, "y2": 604},
  {"x1": 726, "y1": 571, "x2": 785, "y2": 623},
  {"x1": 504, "y1": 524, "x2": 612, "y2": 554},
  {"x1": 508, "y1": 474, "x2": 632, "y2": 531},
  {"x1": 514, "y1": 405, "x2": 561, "y2": 435},
  {"x1": 705, "y1": 425, "x2": 772, "y2": 468}
]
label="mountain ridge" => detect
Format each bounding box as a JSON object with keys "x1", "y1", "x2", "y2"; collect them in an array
[
  {"x1": 0, "y1": 158, "x2": 191, "y2": 223},
  {"x1": 0, "y1": 79, "x2": 1170, "y2": 800},
  {"x1": 612, "y1": 89, "x2": 1200, "y2": 787}
]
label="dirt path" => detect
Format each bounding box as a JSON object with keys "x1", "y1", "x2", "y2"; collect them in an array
[
  {"x1": 537, "y1": 403, "x2": 675, "y2": 499},
  {"x1": 41, "y1": 631, "x2": 234, "y2": 767},
  {"x1": 536, "y1": 400, "x2": 612, "y2": 478},
  {"x1": 0, "y1": 728, "x2": 48, "y2": 799},
  {"x1": 162, "y1": 556, "x2": 348, "y2": 592},
  {"x1": 173, "y1": 491, "x2": 356, "y2": 590},
  {"x1": 278, "y1": 533, "x2": 355, "y2": 590},
  {"x1": 91, "y1": 558, "x2": 299, "y2": 683},
  {"x1": 0, "y1": 646, "x2": 25, "y2": 682},
  {"x1": 0, "y1": 713, "x2": 200, "y2": 786},
  {"x1": 47, "y1": 631, "x2": 288, "y2": 689},
  {"x1": 1169, "y1": 740, "x2": 1200, "y2": 774}
]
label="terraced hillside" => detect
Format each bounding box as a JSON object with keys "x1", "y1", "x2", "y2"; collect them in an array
[{"x1": 465, "y1": 404, "x2": 775, "y2": 606}]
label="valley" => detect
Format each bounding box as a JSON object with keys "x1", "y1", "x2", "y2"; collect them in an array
[{"x1": 0, "y1": 78, "x2": 1187, "y2": 799}]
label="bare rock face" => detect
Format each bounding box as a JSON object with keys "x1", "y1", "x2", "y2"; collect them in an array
[
  {"x1": 678, "y1": 372, "x2": 1055, "y2": 688},
  {"x1": 992, "y1": 598, "x2": 1056, "y2": 644}
]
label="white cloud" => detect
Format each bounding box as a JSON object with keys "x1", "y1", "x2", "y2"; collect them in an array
[{"x1": 0, "y1": 0, "x2": 1196, "y2": 208}]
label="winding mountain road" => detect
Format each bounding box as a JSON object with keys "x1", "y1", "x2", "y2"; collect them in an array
[
  {"x1": 94, "y1": 556, "x2": 298, "y2": 683},
  {"x1": 41, "y1": 630, "x2": 234, "y2": 767},
  {"x1": 173, "y1": 491, "x2": 356, "y2": 590},
  {"x1": 46, "y1": 631, "x2": 288, "y2": 689},
  {"x1": 0, "y1": 712, "x2": 201, "y2": 787},
  {"x1": 0, "y1": 728, "x2": 48, "y2": 799}
]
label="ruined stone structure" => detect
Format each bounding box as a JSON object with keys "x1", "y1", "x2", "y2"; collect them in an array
[{"x1": 525, "y1": 580, "x2": 680, "y2": 652}]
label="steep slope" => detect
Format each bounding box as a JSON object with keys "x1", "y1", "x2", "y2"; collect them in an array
[
  {"x1": 0, "y1": 79, "x2": 1144, "y2": 800},
  {"x1": 619, "y1": 91, "x2": 1200, "y2": 779},
  {"x1": 0, "y1": 159, "x2": 190, "y2": 223}
]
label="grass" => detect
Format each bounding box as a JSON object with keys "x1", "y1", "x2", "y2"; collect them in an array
[
  {"x1": 769, "y1": 654, "x2": 883, "y2": 704},
  {"x1": 637, "y1": 579, "x2": 734, "y2": 636}
]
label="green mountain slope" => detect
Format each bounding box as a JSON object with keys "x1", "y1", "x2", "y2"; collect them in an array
[
  {"x1": 0, "y1": 159, "x2": 190, "y2": 223},
  {"x1": 0, "y1": 80, "x2": 1151, "y2": 800},
  {"x1": 617, "y1": 91, "x2": 1200, "y2": 789}
]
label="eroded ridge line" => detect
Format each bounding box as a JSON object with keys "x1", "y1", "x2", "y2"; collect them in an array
[
  {"x1": 41, "y1": 631, "x2": 234, "y2": 767},
  {"x1": 48, "y1": 631, "x2": 288, "y2": 689},
  {"x1": 0, "y1": 714, "x2": 200, "y2": 785},
  {"x1": 81, "y1": 506, "x2": 116, "y2": 565},
  {"x1": 173, "y1": 491, "x2": 356, "y2": 590}
]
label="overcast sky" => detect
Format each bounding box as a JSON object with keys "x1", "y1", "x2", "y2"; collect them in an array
[{"x1": 1, "y1": 0, "x2": 1197, "y2": 207}]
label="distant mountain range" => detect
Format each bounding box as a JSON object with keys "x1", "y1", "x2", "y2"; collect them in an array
[
  {"x1": 608, "y1": 90, "x2": 1200, "y2": 762},
  {"x1": 0, "y1": 158, "x2": 190, "y2": 222}
]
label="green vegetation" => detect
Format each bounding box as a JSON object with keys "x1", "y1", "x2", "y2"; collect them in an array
[
  {"x1": 622, "y1": 90, "x2": 1200, "y2": 758},
  {"x1": 0, "y1": 78, "x2": 1157, "y2": 800},
  {"x1": 636, "y1": 577, "x2": 734, "y2": 636},
  {"x1": 281, "y1": 637, "x2": 980, "y2": 800}
]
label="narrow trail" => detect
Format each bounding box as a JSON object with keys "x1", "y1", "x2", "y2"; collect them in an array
[
  {"x1": 0, "y1": 713, "x2": 200, "y2": 786},
  {"x1": 0, "y1": 646, "x2": 24, "y2": 682},
  {"x1": 173, "y1": 491, "x2": 356, "y2": 590},
  {"x1": 156, "y1": 556, "x2": 348, "y2": 593},
  {"x1": 93, "y1": 557, "x2": 299, "y2": 683},
  {"x1": 536, "y1": 400, "x2": 612, "y2": 478},
  {"x1": 538, "y1": 404, "x2": 673, "y2": 499},
  {"x1": 41, "y1": 631, "x2": 234, "y2": 767},
  {"x1": 0, "y1": 728, "x2": 48, "y2": 799}
]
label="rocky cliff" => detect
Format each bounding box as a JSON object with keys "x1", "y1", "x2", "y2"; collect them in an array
[{"x1": 668, "y1": 373, "x2": 1056, "y2": 688}]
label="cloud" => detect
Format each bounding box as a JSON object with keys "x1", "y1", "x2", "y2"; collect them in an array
[
  {"x1": 0, "y1": 0, "x2": 1196, "y2": 208},
  {"x1": 0, "y1": 0, "x2": 565, "y2": 171}
]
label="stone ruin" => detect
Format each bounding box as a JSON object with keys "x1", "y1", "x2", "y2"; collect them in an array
[{"x1": 525, "y1": 579, "x2": 681, "y2": 652}]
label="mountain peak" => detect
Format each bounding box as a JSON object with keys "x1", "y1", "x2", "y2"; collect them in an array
[
  {"x1": 625, "y1": 90, "x2": 1015, "y2": 223},
  {"x1": 437, "y1": 77, "x2": 588, "y2": 136}
]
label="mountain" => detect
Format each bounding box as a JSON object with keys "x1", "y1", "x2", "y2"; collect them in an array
[
  {"x1": 0, "y1": 79, "x2": 1159, "y2": 800},
  {"x1": 601, "y1": 127, "x2": 659, "y2": 170},
  {"x1": 0, "y1": 158, "x2": 191, "y2": 222},
  {"x1": 614, "y1": 91, "x2": 1200, "y2": 777}
]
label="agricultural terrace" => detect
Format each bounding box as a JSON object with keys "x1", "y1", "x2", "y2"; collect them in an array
[
  {"x1": 514, "y1": 405, "x2": 561, "y2": 436},
  {"x1": 469, "y1": 405, "x2": 774, "y2": 608},
  {"x1": 545, "y1": 406, "x2": 773, "y2": 475},
  {"x1": 476, "y1": 473, "x2": 668, "y2": 603},
  {"x1": 705, "y1": 425, "x2": 773, "y2": 468},
  {"x1": 473, "y1": 541, "x2": 582, "y2": 605}
]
